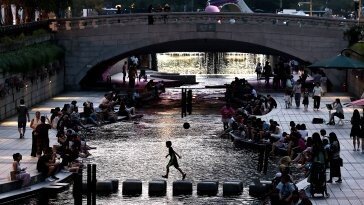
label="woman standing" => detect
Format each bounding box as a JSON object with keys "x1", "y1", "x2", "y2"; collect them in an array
[
  {"x1": 312, "y1": 83, "x2": 323, "y2": 111},
  {"x1": 12, "y1": 153, "x2": 31, "y2": 188},
  {"x1": 29, "y1": 111, "x2": 41, "y2": 157},
  {"x1": 302, "y1": 88, "x2": 309, "y2": 112},
  {"x1": 350, "y1": 109, "x2": 361, "y2": 151},
  {"x1": 292, "y1": 80, "x2": 302, "y2": 108},
  {"x1": 255, "y1": 62, "x2": 262, "y2": 81},
  {"x1": 327, "y1": 132, "x2": 342, "y2": 183}
]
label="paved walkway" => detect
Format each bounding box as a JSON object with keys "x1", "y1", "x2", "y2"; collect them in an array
[{"x1": 0, "y1": 89, "x2": 363, "y2": 204}]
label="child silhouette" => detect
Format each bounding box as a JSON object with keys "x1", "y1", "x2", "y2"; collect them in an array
[{"x1": 162, "y1": 141, "x2": 186, "y2": 180}]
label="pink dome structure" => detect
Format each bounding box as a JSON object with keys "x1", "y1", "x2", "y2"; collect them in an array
[{"x1": 205, "y1": 5, "x2": 220, "y2": 13}]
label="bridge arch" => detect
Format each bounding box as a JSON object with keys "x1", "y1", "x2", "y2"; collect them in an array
[{"x1": 53, "y1": 13, "x2": 355, "y2": 89}]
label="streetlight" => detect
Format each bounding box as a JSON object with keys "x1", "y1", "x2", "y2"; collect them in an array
[{"x1": 298, "y1": 0, "x2": 313, "y2": 16}]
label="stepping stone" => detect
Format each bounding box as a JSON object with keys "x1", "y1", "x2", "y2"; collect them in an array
[
  {"x1": 148, "y1": 179, "x2": 166, "y2": 196},
  {"x1": 173, "y1": 180, "x2": 192, "y2": 196},
  {"x1": 223, "y1": 180, "x2": 243, "y2": 196},
  {"x1": 122, "y1": 179, "x2": 142, "y2": 196},
  {"x1": 197, "y1": 180, "x2": 219, "y2": 196}
]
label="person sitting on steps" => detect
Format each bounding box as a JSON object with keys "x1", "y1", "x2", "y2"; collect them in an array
[{"x1": 37, "y1": 147, "x2": 60, "y2": 182}]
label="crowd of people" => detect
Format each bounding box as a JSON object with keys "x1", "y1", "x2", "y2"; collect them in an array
[{"x1": 220, "y1": 70, "x2": 346, "y2": 204}]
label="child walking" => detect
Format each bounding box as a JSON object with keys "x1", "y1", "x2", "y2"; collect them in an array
[
  {"x1": 302, "y1": 88, "x2": 309, "y2": 112},
  {"x1": 284, "y1": 90, "x2": 291, "y2": 109},
  {"x1": 162, "y1": 141, "x2": 186, "y2": 180}
]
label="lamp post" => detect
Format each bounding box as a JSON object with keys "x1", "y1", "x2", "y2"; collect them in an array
[{"x1": 298, "y1": 0, "x2": 313, "y2": 16}]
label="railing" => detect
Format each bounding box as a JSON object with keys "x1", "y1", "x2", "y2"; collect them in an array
[
  {"x1": 49, "y1": 12, "x2": 357, "y2": 32},
  {"x1": 0, "y1": 20, "x2": 51, "y2": 36}
]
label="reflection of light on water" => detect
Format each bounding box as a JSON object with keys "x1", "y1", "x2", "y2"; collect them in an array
[{"x1": 158, "y1": 52, "x2": 266, "y2": 75}]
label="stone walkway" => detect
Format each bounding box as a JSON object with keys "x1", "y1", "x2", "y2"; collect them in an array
[{"x1": 0, "y1": 89, "x2": 363, "y2": 204}]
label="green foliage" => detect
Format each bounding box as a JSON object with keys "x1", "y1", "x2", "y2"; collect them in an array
[
  {"x1": 32, "y1": 29, "x2": 48, "y2": 36},
  {"x1": 0, "y1": 43, "x2": 64, "y2": 73},
  {"x1": 0, "y1": 36, "x2": 15, "y2": 45},
  {"x1": 344, "y1": 25, "x2": 364, "y2": 47}
]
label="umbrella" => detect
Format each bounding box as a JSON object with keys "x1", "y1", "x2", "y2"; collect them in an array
[{"x1": 308, "y1": 54, "x2": 364, "y2": 69}]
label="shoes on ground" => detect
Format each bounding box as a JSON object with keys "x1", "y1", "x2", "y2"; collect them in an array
[
  {"x1": 162, "y1": 175, "x2": 168, "y2": 178},
  {"x1": 46, "y1": 177, "x2": 55, "y2": 182},
  {"x1": 326, "y1": 180, "x2": 332, "y2": 183},
  {"x1": 19, "y1": 134, "x2": 23, "y2": 139},
  {"x1": 357, "y1": 149, "x2": 360, "y2": 151},
  {"x1": 51, "y1": 175, "x2": 59, "y2": 180},
  {"x1": 182, "y1": 173, "x2": 186, "y2": 180},
  {"x1": 335, "y1": 179, "x2": 342, "y2": 183}
]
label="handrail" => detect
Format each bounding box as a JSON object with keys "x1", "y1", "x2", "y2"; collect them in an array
[{"x1": 47, "y1": 12, "x2": 356, "y2": 32}]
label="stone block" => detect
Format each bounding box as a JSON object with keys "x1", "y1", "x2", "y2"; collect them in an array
[
  {"x1": 223, "y1": 180, "x2": 243, "y2": 196},
  {"x1": 173, "y1": 180, "x2": 192, "y2": 196},
  {"x1": 122, "y1": 179, "x2": 142, "y2": 196},
  {"x1": 148, "y1": 179, "x2": 167, "y2": 196},
  {"x1": 111, "y1": 179, "x2": 119, "y2": 193},
  {"x1": 197, "y1": 180, "x2": 219, "y2": 196},
  {"x1": 96, "y1": 180, "x2": 113, "y2": 193},
  {"x1": 248, "y1": 183, "x2": 272, "y2": 197}
]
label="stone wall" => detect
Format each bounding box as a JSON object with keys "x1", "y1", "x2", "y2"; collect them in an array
[{"x1": 0, "y1": 62, "x2": 64, "y2": 121}]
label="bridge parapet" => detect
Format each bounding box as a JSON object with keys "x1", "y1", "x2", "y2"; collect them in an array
[{"x1": 50, "y1": 12, "x2": 356, "y2": 32}]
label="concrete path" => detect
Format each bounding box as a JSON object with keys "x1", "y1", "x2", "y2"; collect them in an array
[{"x1": 0, "y1": 89, "x2": 363, "y2": 204}]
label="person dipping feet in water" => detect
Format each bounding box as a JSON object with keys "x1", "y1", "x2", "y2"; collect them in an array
[{"x1": 162, "y1": 141, "x2": 186, "y2": 180}]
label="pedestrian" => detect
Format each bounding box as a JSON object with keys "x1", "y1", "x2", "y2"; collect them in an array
[
  {"x1": 148, "y1": 4, "x2": 154, "y2": 25},
  {"x1": 350, "y1": 109, "x2": 361, "y2": 151},
  {"x1": 263, "y1": 61, "x2": 272, "y2": 86},
  {"x1": 255, "y1": 62, "x2": 262, "y2": 81},
  {"x1": 312, "y1": 82, "x2": 323, "y2": 111},
  {"x1": 12, "y1": 153, "x2": 31, "y2": 188},
  {"x1": 162, "y1": 141, "x2": 186, "y2": 180},
  {"x1": 302, "y1": 88, "x2": 309, "y2": 112},
  {"x1": 34, "y1": 116, "x2": 52, "y2": 156},
  {"x1": 16, "y1": 99, "x2": 30, "y2": 139},
  {"x1": 292, "y1": 80, "x2": 302, "y2": 108},
  {"x1": 220, "y1": 103, "x2": 235, "y2": 130},
  {"x1": 30, "y1": 111, "x2": 41, "y2": 157},
  {"x1": 326, "y1": 132, "x2": 342, "y2": 183},
  {"x1": 122, "y1": 61, "x2": 128, "y2": 84}
]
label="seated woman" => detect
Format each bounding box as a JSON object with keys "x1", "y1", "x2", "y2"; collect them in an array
[
  {"x1": 12, "y1": 153, "x2": 31, "y2": 188},
  {"x1": 327, "y1": 98, "x2": 344, "y2": 125},
  {"x1": 118, "y1": 100, "x2": 136, "y2": 119}
]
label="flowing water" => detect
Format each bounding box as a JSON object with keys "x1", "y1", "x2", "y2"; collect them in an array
[
  {"x1": 14, "y1": 75, "x2": 280, "y2": 204},
  {"x1": 84, "y1": 75, "x2": 277, "y2": 204},
  {"x1": 157, "y1": 52, "x2": 266, "y2": 75}
]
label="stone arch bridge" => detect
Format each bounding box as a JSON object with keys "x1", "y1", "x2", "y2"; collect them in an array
[{"x1": 51, "y1": 12, "x2": 356, "y2": 89}]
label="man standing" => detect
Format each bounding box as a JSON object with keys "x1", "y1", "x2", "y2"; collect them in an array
[
  {"x1": 122, "y1": 61, "x2": 128, "y2": 84},
  {"x1": 34, "y1": 116, "x2": 52, "y2": 156},
  {"x1": 17, "y1": 99, "x2": 30, "y2": 139}
]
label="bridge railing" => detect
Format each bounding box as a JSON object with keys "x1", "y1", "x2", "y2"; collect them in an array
[{"x1": 49, "y1": 12, "x2": 357, "y2": 32}]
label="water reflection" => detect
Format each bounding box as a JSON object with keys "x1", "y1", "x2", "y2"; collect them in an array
[
  {"x1": 87, "y1": 75, "x2": 277, "y2": 204},
  {"x1": 157, "y1": 52, "x2": 266, "y2": 75}
]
